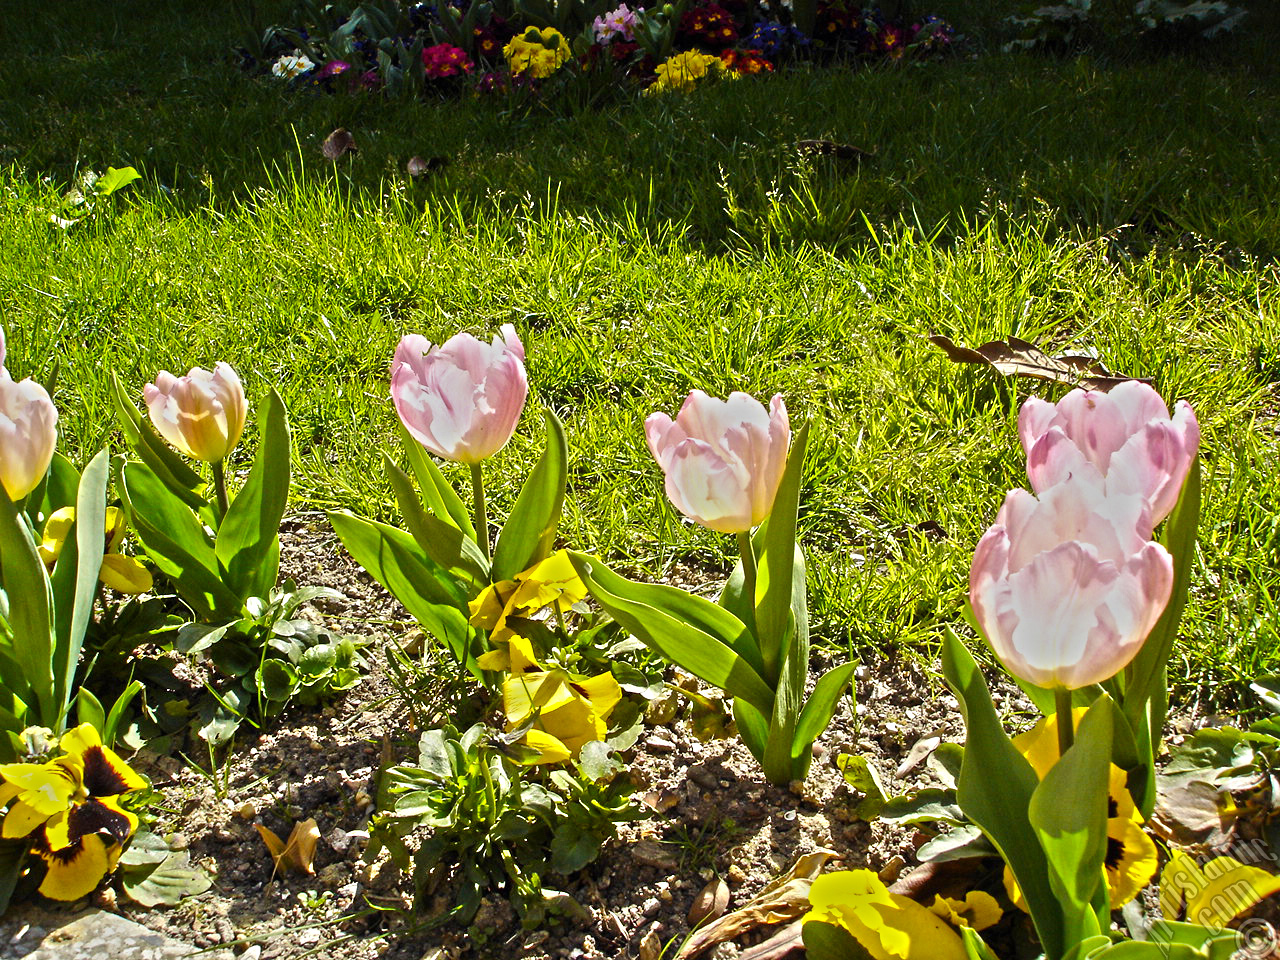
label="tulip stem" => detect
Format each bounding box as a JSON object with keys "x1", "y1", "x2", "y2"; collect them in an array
[
  {"x1": 1055, "y1": 688, "x2": 1075, "y2": 757},
  {"x1": 211, "y1": 460, "x2": 230, "y2": 520},
  {"x1": 737, "y1": 531, "x2": 758, "y2": 635},
  {"x1": 471, "y1": 462, "x2": 490, "y2": 562}
]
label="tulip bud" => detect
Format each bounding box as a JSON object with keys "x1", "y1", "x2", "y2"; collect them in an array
[
  {"x1": 1018, "y1": 381, "x2": 1199, "y2": 527},
  {"x1": 969, "y1": 477, "x2": 1173, "y2": 690},
  {"x1": 390, "y1": 325, "x2": 528, "y2": 464},
  {"x1": 645, "y1": 390, "x2": 789, "y2": 534},
  {"x1": 0, "y1": 375, "x2": 58, "y2": 502},
  {"x1": 143, "y1": 363, "x2": 247, "y2": 462}
]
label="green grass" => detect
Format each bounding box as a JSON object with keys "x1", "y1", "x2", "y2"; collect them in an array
[{"x1": 1, "y1": 0, "x2": 1277, "y2": 704}]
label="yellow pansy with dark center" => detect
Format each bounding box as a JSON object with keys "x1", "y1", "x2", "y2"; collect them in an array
[
  {"x1": 38, "y1": 506, "x2": 152, "y2": 594},
  {"x1": 1003, "y1": 711, "x2": 1158, "y2": 910},
  {"x1": 0, "y1": 724, "x2": 147, "y2": 901}
]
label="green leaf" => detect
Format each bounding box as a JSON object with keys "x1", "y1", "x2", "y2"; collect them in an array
[
  {"x1": 793, "y1": 661, "x2": 856, "y2": 764},
  {"x1": 110, "y1": 373, "x2": 207, "y2": 511},
  {"x1": 51, "y1": 450, "x2": 109, "y2": 720},
  {"x1": 215, "y1": 389, "x2": 289, "y2": 600},
  {"x1": 493, "y1": 408, "x2": 567, "y2": 581},
  {"x1": 386, "y1": 453, "x2": 489, "y2": 590},
  {"x1": 121, "y1": 850, "x2": 212, "y2": 906},
  {"x1": 960, "y1": 927, "x2": 1001, "y2": 960},
  {"x1": 732, "y1": 697, "x2": 768, "y2": 764},
  {"x1": 880, "y1": 788, "x2": 965, "y2": 826},
  {"x1": 118, "y1": 831, "x2": 172, "y2": 868},
  {"x1": 941, "y1": 629, "x2": 1063, "y2": 960},
  {"x1": 802, "y1": 920, "x2": 877, "y2": 960},
  {"x1": 398, "y1": 423, "x2": 474, "y2": 536},
  {"x1": 257, "y1": 659, "x2": 299, "y2": 702},
  {"x1": 755, "y1": 423, "x2": 808, "y2": 683},
  {"x1": 104, "y1": 680, "x2": 144, "y2": 749},
  {"x1": 0, "y1": 838, "x2": 29, "y2": 917},
  {"x1": 1028, "y1": 698, "x2": 1112, "y2": 942},
  {"x1": 120, "y1": 462, "x2": 240, "y2": 621},
  {"x1": 837, "y1": 753, "x2": 888, "y2": 818},
  {"x1": 93, "y1": 165, "x2": 142, "y2": 197},
  {"x1": 76, "y1": 687, "x2": 106, "y2": 733},
  {"x1": 763, "y1": 604, "x2": 804, "y2": 785},
  {"x1": 550, "y1": 821, "x2": 602, "y2": 874},
  {"x1": 568, "y1": 552, "x2": 774, "y2": 717},
  {"x1": 37, "y1": 453, "x2": 80, "y2": 518},
  {"x1": 328, "y1": 511, "x2": 477, "y2": 675},
  {"x1": 0, "y1": 485, "x2": 55, "y2": 724}
]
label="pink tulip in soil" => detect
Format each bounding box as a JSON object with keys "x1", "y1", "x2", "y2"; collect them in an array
[
  {"x1": 144, "y1": 363, "x2": 248, "y2": 462},
  {"x1": 1019, "y1": 381, "x2": 1199, "y2": 527},
  {"x1": 645, "y1": 390, "x2": 790, "y2": 534},
  {"x1": 0, "y1": 375, "x2": 58, "y2": 501},
  {"x1": 391, "y1": 325, "x2": 527, "y2": 463},
  {"x1": 969, "y1": 476, "x2": 1174, "y2": 690}
]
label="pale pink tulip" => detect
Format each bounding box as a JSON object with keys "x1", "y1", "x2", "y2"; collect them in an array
[
  {"x1": 1019, "y1": 382, "x2": 1199, "y2": 527},
  {"x1": 0, "y1": 327, "x2": 6, "y2": 375},
  {"x1": 143, "y1": 363, "x2": 248, "y2": 462},
  {"x1": 390, "y1": 325, "x2": 527, "y2": 463},
  {"x1": 645, "y1": 390, "x2": 790, "y2": 534},
  {"x1": 969, "y1": 477, "x2": 1174, "y2": 690},
  {"x1": 0, "y1": 375, "x2": 58, "y2": 501}
]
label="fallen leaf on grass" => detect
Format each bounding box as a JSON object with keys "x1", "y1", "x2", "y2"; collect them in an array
[
  {"x1": 674, "y1": 849, "x2": 839, "y2": 959},
  {"x1": 1150, "y1": 776, "x2": 1240, "y2": 850},
  {"x1": 406, "y1": 155, "x2": 448, "y2": 177},
  {"x1": 927, "y1": 334, "x2": 1144, "y2": 391},
  {"x1": 257, "y1": 818, "x2": 320, "y2": 875},
  {"x1": 322, "y1": 128, "x2": 356, "y2": 160},
  {"x1": 688, "y1": 876, "x2": 731, "y2": 926}
]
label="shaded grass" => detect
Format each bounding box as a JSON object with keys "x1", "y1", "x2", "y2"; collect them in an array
[{"x1": 1, "y1": 0, "x2": 1278, "y2": 704}]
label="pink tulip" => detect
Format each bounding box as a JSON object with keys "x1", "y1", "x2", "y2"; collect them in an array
[
  {"x1": 390, "y1": 325, "x2": 528, "y2": 464},
  {"x1": 0, "y1": 375, "x2": 58, "y2": 501},
  {"x1": 143, "y1": 363, "x2": 247, "y2": 462},
  {"x1": 1019, "y1": 382, "x2": 1199, "y2": 526},
  {"x1": 0, "y1": 327, "x2": 6, "y2": 373},
  {"x1": 969, "y1": 476, "x2": 1174, "y2": 690},
  {"x1": 645, "y1": 390, "x2": 790, "y2": 534}
]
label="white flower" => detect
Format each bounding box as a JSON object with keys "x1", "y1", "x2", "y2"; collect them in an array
[{"x1": 271, "y1": 51, "x2": 316, "y2": 79}]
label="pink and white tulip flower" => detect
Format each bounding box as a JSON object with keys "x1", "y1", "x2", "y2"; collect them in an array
[
  {"x1": 144, "y1": 363, "x2": 248, "y2": 462},
  {"x1": 390, "y1": 325, "x2": 528, "y2": 464},
  {"x1": 645, "y1": 390, "x2": 790, "y2": 534},
  {"x1": 969, "y1": 476, "x2": 1174, "y2": 690},
  {"x1": 0, "y1": 375, "x2": 58, "y2": 501},
  {"x1": 1019, "y1": 381, "x2": 1199, "y2": 527}
]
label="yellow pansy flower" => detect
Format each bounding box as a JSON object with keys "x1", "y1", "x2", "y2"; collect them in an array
[
  {"x1": 503, "y1": 27, "x2": 570, "y2": 78},
  {"x1": 39, "y1": 506, "x2": 152, "y2": 594},
  {"x1": 1003, "y1": 711, "x2": 1159, "y2": 910},
  {"x1": 470, "y1": 551, "x2": 587, "y2": 672},
  {"x1": 804, "y1": 869, "x2": 969, "y2": 960},
  {"x1": 929, "y1": 891, "x2": 1002, "y2": 931},
  {"x1": 502, "y1": 669, "x2": 622, "y2": 764},
  {"x1": 0, "y1": 723, "x2": 147, "y2": 900}
]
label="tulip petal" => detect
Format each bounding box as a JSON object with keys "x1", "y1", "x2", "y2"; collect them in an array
[
  {"x1": 0, "y1": 377, "x2": 59, "y2": 501},
  {"x1": 99, "y1": 554, "x2": 153, "y2": 594}
]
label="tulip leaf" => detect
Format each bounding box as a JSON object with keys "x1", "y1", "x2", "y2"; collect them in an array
[
  {"x1": 120, "y1": 462, "x2": 240, "y2": 621},
  {"x1": 36, "y1": 453, "x2": 80, "y2": 519},
  {"x1": 960, "y1": 926, "x2": 1001, "y2": 960},
  {"x1": 385, "y1": 453, "x2": 488, "y2": 590},
  {"x1": 492, "y1": 408, "x2": 567, "y2": 582},
  {"x1": 792, "y1": 661, "x2": 857, "y2": 769},
  {"x1": 51, "y1": 449, "x2": 108, "y2": 722},
  {"x1": 941, "y1": 629, "x2": 1063, "y2": 960},
  {"x1": 110, "y1": 372, "x2": 208, "y2": 512},
  {"x1": 1028, "y1": 698, "x2": 1111, "y2": 943},
  {"x1": 328, "y1": 511, "x2": 479, "y2": 678},
  {"x1": 568, "y1": 552, "x2": 774, "y2": 717},
  {"x1": 755, "y1": 423, "x2": 808, "y2": 685},
  {"x1": 215, "y1": 389, "x2": 289, "y2": 601},
  {"x1": 1122, "y1": 456, "x2": 1199, "y2": 818},
  {"x1": 398, "y1": 422, "x2": 474, "y2": 537},
  {"x1": 732, "y1": 697, "x2": 768, "y2": 764},
  {"x1": 763, "y1": 613, "x2": 804, "y2": 784},
  {"x1": 0, "y1": 486, "x2": 56, "y2": 725}
]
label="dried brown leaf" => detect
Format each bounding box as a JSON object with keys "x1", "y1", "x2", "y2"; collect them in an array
[
  {"x1": 737, "y1": 920, "x2": 806, "y2": 960},
  {"x1": 641, "y1": 789, "x2": 679, "y2": 814},
  {"x1": 256, "y1": 818, "x2": 320, "y2": 875},
  {"x1": 674, "y1": 849, "x2": 839, "y2": 959},
  {"x1": 321, "y1": 127, "x2": 356, "y2": 161},
  {"x1": 927, "y1": 334, "x2": 1145, "y2": 391},
  {"x1": 1150, "y1": 776, "x2": 1239, "y2": 850},
  {"x1": 688, "y1": 877, "x2": 731, "y2": 927}
]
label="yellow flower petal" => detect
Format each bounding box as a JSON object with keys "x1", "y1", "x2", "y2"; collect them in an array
[
  {"x1": 99, "y1": 553, "x2": 152, "y2": 593},
  {"x1": 929, "y1": 891, "x2": 1002, "y2": 931},
  {"x1": 1161, "y1": 850, "x2": 1280, "y2": 928},
  {"x1": 518, "y1": 729, "x2": 573, "y2": 765},
  {"x1": 36, "y1": 831, "x2": 112, "y2": 901},
  {"x1": 104, "y1": 507, "x2": 126, "y2": 552},
  {"x1": 39, "y1": 506, "x2": 76, "y2": 567},
  {"x1": 1105, "y1": 816, "x2": 1158, "y2": 908},
  {"x1": 805, "y1": 871, "x2": 968, "y2": 960}
]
